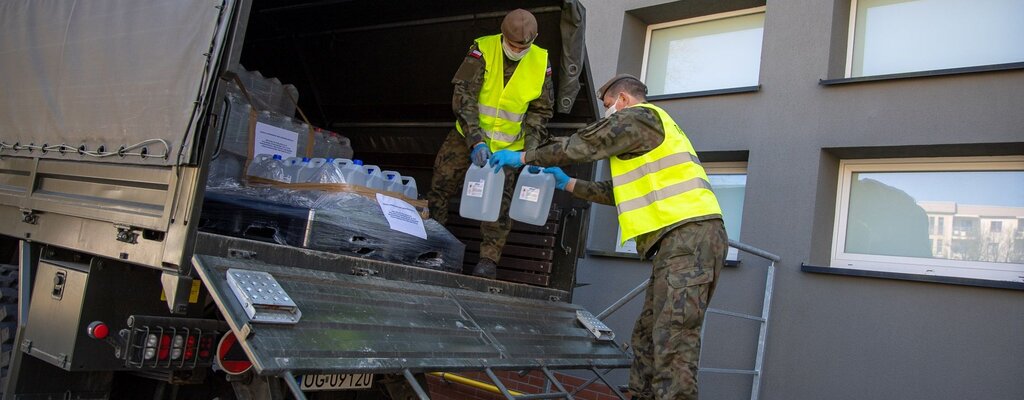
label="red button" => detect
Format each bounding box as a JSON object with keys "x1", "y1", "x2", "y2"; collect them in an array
[{"x1": 87, "y1": 321, "x2": 109, "y2": 339}]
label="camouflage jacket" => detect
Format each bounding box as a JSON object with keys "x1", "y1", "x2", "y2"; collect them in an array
[
  {"x1": 452, "y1": 42, "x2": 554, "y2": 151},
  {"x1": 524, "y1": 105, "x2": 720, "y2": 259}
]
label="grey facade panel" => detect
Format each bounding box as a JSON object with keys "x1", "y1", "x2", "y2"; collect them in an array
[{"x1": 575, "y1": 0, "x2": 1024, "y2": 399}]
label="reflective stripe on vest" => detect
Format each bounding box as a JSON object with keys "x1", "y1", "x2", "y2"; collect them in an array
[
  {"x1": 456, "y1": 34, "x2": 547, "y2": 152},
  {"x1": 610, "y1": 103, "x2": 722, "y2": 243}
]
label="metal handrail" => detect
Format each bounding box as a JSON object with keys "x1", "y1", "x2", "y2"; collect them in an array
[
  {"x1": 727, "y1": 240, "x2": 780, "y2": 262},
  {"x1": 596, "y1": 240, "x2": 777, "y2": 320}
]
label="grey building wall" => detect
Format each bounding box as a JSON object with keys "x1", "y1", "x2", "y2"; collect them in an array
[{"x1": 571, "y1": 1, "x2": 1024, "y2": 399}]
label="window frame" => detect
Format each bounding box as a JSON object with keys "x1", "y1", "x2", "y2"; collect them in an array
[
  {"x1": 830, "y1": 156, "x2": 1024, "y2": 282},
  {"x1": 844, "y1": 0, "x2": 1024, "y2": 78},
  {"x1": 640, "y1": 6, "x2": 767, "y2": 96}
]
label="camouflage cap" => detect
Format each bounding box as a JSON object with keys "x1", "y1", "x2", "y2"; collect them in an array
[
  {"x1": 597, "y1": 73, "x2": 645, "y2": 99},
  {"x1": 501, "y1": 9, "x2": 538, "y2": 46}
]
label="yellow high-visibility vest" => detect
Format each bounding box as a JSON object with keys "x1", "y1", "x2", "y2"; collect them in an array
[
  {"x1": 610, "y1": 103, "x2": 722, "y2": 243},
  {"x1": 456, "y1": 34, "x2": 547, "y2": 152}
]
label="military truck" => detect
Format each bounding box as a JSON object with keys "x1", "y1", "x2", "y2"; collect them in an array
[{"x1": 0, "y1": 0, "x2": 630, "y2": 398}]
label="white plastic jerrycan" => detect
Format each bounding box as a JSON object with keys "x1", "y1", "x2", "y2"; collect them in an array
[
  {"x1": 282, "y1": 157, "x2": 305, "y2": 183},
  {"x1": 459, "y1": 164, "x2": 505, "y2": 222},
  {"x1": 401, "y1": 176, "x2": 418, "y2": 200},
  {"x1": 363, "y1": 165, "x2": 385, "y2": 190},
  {"x1": 333, "y1": 158, "x2": 366, "y2": 187},
  {"x1": 382, "y1": 170, "x2": 404, "y2": 193},
  {"x1": 296, "y1": 157, "x2": 327, "y2": 183},
  {"x1": 509, "y1": 167, "x2": 556, "y2": 226}
]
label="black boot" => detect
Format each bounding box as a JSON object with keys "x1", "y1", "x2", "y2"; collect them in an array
[{"x1": 471, "y1": 258, "x2": 497, "y2": 279}]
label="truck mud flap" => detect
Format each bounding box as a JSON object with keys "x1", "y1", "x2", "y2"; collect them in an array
[{"x1": 192, "y1": 254, "x2": 631, "y2": 377}]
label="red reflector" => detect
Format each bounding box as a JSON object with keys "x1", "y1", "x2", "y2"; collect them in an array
[
  {"x1": 216, "y1": 332, "x2": 252, "y2": 375},
  {"x1": 184, "y1": 335, "x2": 197, "y2": 360},
  {"x1": 158, "y1": 335, "x2": 172, "y2": 360}
]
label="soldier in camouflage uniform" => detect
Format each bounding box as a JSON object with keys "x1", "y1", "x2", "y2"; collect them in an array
[
  {"x1": 426, "y1": 9, "x2": 554, "y2": 279},
  {"x1": 488, "y1": 75, "x2": 728, "y2": 399}
]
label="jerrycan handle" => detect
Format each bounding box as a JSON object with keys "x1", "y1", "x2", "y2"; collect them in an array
[{"x1": 525, "y1": 165, "x2": 545, "y2": 175}]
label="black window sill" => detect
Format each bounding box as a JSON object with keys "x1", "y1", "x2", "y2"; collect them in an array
[
  {"x1": 819, "y1": 62, "x2": 1024, "y2": 86},
  {"x1": 647, "y1": 85, "x2": 760, "y2": 101},
  {"x1": 801, "y1": 263, "x2": 1024, "y2": 291}
]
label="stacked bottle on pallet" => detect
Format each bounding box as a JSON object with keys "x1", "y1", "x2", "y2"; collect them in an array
[
  {"x1": 276, "y1": 157, "x2": 418, "y2": 199},
  {"x1": 246, "y1": 154, "x2": 288, "y2": 183},
  {"x1": 209, "y1": 66, "x2": 354, "y2": 185}
]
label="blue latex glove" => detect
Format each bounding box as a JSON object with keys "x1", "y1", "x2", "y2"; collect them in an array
[
  {"x1": 470, "y1": 143, "x2": 491, "y2": 167},
  {"x1": 542, "y1": 167, "x2": 571, "y2": 190},
  {"x1": 489, "y1": 150, "x2": 524, "y2": 172}
]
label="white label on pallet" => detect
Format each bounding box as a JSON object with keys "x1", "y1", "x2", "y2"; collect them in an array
[
  {"x1": 253, "y1": 121, "x2": 299, "y2": 158},
  {"x1": 518, "y1": 186, "x2": 541, "y2": 202},
  {"x1": 466, "y1": 180, "x2": 485, "y2": 198},
  {"x1": 376, "y1": 194, "x2": 427, "y2": 239}
]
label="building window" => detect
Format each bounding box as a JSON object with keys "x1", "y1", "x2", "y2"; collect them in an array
[
  {"x1": 706, "y1": 162, "x2": 747, "y2": 261},
  {"x1": 613, "y1": 162, "x2": 748, "y2": 259},
  {"x1": 831, "y1": 157, "x2": 1024, "y2": 282},
  {"x1": 846, "y1": 0, "x2": 1024, "y2": 77},
  {"x1": 642, "y1": 7, "x2": 765, "y2": 96}
]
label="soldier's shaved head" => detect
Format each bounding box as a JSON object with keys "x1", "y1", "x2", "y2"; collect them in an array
[{"x1": 599, "y1": 74, "x2": 648, "y2": 102}]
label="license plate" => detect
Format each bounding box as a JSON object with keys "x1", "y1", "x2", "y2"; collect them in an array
[{"x1": 298, "y1": 373, "x2": 374, "y2": 391}]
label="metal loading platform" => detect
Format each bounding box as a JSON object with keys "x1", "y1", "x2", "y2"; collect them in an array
[{"x1": 192, "y1": 254, "x2": 632, "y2": 399}]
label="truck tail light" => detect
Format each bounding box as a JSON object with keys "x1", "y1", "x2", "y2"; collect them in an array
[{"x1": 124, "y1": 315, "x2": 228, "y2": 369}]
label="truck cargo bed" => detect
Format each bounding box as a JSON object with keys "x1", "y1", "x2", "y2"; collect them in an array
[{"x1": 194, "y1": 232, "x2": 569, "y2": 302}]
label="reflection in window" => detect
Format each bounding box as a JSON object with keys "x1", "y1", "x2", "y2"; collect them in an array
[
  {"x1": 990, "y1": 221, "x2": 1003, "y2": 234},
  {"x1": 709, "y1": 174, "x2": 746, "y2": 241},
  {"x1": 644, "y1": 9, "x2": 765, "y2": 95},
  {"x1": 707, "y1": 165, "x2": 747, "y2": 261},
  {"x1": 845, "y1": 170, "x2": 1024, "y2": 264},
  {"x1": 849, "y1": 0, "x2": 1024, "y2": 77}
]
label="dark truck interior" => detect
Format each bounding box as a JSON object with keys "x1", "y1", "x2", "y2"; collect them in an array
[{"x1": 216, "y1": 0, "x2": 599, "y2": 293}]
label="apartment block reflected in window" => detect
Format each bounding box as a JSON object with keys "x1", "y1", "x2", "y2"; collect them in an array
[{"x1": 832, "y1": 157, "x2": 1024, "y2": 281}]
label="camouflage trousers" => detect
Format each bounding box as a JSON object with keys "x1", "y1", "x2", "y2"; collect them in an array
[
  {"x1": 629, "y1": 219, "x2": 728, "y2": 400},
  {"x1": 426, "y1": 129, "x2": 517, "y2": 263}
]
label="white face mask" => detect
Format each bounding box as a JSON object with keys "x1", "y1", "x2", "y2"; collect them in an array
[
  {"x1": 502, "y1": 40, "x2": 530, "y2": 61},
  {"x1": 603, "y1": 97, "x2": 620, "y2": 118}
]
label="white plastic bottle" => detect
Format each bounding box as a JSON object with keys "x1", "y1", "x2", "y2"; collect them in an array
[
  {"x1": 247, "y1": 154, "x2": 288, "y2": 183},
  {"x1": 336, "y1": 158, "x2": 366, "y2": 187},
  {"x1": 401, "y1": 176, "x2": 418, "y2": 199},
  {"x1": 382, "y1": 171, "x2": 403, "y2": 193},
  {"x1": 363, "y1": 165, "x2": 385, "y2": 190},
  {"x1": 246, "y1": 154, "x2": 272, "y2": 179},
  {"x1": 297, "y1": 158, "x2": 327, "y2": 183},
  {"x1": 282, "y1": 157, "x2": 305, "y2": 183},
  {"x1": 309, "y1": 158, "x2": 347, "y2": 184},
  {"x1": 509, "y1": 167, "x2": 555, "y2": 226},
  {"x1": 459, "y1": 164, "x2": 505, "y2": 222}
]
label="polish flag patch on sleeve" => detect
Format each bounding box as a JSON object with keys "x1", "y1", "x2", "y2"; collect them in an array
[{"x1": 469, "y1": 49, "x2": 482, "y2": 59}]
